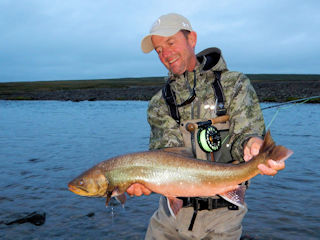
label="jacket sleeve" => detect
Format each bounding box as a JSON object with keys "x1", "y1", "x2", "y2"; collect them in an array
[
  {"x1": 224, "y1": 72, "x2": 265, "y2": 162},
  {"x1": 147, "y1": 90, "x2": 184, "y2": 150}
]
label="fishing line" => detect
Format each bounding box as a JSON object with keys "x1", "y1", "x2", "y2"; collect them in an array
[
  {"x1": 220, "y1": 95, "x2": 319, "y2": 144},
  {"x1": 261, "y1": 96, "x2": 320, "y2": 111},
  {"x1": 221, "y1": 134, "x2": 229, "y2": 145},
  {"x1": 265, "y1": 108, "x2": 280, "y2": 130},
  {"x1": 264, "y1": 96, "x2": 319, "y2": 130}
]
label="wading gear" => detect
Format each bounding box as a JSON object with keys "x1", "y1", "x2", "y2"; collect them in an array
[{"x1": 146, "y1": 47, "x2": 265, "y2": 238}]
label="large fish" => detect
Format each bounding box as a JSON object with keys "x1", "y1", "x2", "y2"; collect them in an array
[{"x1": 68, "y1": 131, "x2": 292, "y2": 215}]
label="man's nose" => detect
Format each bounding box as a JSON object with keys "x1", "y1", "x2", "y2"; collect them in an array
[{"x1": 161, "y1": 48, "x2": 171, "y2": 59}]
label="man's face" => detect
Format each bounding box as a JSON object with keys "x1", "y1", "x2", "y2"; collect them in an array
[{"x1": 151, "y1": 31, "x2": 197, "y2": 75}]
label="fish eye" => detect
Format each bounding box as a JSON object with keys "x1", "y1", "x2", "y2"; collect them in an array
[{"x1": 79, "y1": 180, "x2": 84, "y2": 186}]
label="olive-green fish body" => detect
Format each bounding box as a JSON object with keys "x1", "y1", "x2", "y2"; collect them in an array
[{"x1": 68, "y1": 131, "x2": 292, "y2": 213}]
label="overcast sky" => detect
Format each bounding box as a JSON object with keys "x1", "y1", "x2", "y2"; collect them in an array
[{"x1": 1, "y1": 0, "x2": 319, "y2": 82}]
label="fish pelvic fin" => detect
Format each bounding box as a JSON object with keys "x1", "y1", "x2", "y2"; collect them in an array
[
  {"x1": 261, "y1": 130, "x2": 293, "y2": 163},
  {"x1": 219, "y1": 185, "x2": 246, "y2": 208},
  {"x1": 166, "y1": 197, "x2": 183, "y2": 218},
  {"x1": 115, "y1": 194, "x2": 127, "y2": 207}
]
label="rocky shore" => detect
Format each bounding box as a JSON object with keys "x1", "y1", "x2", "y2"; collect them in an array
[
  {"x1": 252, "y1": 80, "x2": 320, "y2": 102},
  {"x1": 1, "y1": 76, "x2": 319, "y2": 103}
]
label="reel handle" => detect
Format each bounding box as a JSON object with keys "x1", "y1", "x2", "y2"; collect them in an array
[
  {"x1": 186, "y1": 115, "x2": 230, "y2": 133},
  {"x1": 209, "y1": 115, "x2": 229, "y2": 124}
]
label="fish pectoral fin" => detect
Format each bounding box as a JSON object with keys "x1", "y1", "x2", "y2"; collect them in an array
[
  {"x1": 219, "y1": 185, "x2": 246, "y2": 208},
  {"x1": 105, "y1": 188, "x2": 127, "y2": 208},
  {"x1": 105, "y1": 191, "x2": 113, "y2": 207},
  {"x1": 115, "y1": 194, "x2": 127, "y2": 207},
  {"x1": 166, "y1": 197, "x2": 183, "y2": 218}
]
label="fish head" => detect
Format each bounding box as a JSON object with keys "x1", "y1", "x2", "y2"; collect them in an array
[{"x1": 68, "y1": 167, "x2": 108, "y2": 197}]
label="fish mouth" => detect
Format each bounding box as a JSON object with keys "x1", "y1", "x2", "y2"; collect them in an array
[{"x1": 68, "y1": 183, "x2": 89, "y2": 196}]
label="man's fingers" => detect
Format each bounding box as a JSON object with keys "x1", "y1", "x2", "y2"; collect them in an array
[
  {"x1": 142, "y1": 188, "x2": 152, "y2": 196},
  {"x1": 251, "y1": 142, "x2": 260, "y2": 156},
  {"x1": 127, "y1": 183, "x2": 151, "y2": 196},
  {"x1": 243, "y1": 146, "x2": 252, "y2": 162},
  {"x1": 126, "y1": 185, "x2": 135, "y2": 196},
  {"x1": 258, "y1": 163, "x2": 277, "y2": 176},
  {"x1": 126, "y1": 183, "x2": 141, "y2": 196},
  {"x1": 243, "y1": 137, "x2": 263, "y2": 162},
  {"x1": 268, "y1": 159, "x2": 285, "y2": 171},
  {"x1": 135, "y1": 187, "x2": 143, "y2": 196}
]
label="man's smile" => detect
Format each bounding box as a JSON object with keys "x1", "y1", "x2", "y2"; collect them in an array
[{"x1": 168, "y1": 57, "x2": 179, "y2": 64}]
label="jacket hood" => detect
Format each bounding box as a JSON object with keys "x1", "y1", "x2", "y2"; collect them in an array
[
  {"x1": 196, "y1": 47, "x2": 228, "y2": 72},
  {"x1": 167, "y1": 47, "x2": 228, "y2": 80}
]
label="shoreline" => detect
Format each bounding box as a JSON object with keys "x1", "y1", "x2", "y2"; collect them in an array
[{"x1": 0, "y1": 75, "x2": 319, "y2": 103}]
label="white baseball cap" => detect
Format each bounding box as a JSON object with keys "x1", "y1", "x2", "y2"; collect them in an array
[{"x1": 141, "y1": 13, "x2": 193, "y2": 53}]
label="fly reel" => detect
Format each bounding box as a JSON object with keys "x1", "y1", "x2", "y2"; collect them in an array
[{"x1": 197, "y1": 125, "x2": 221, "y2": 152}]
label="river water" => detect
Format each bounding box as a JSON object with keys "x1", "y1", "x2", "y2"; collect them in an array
[{"x1": 0, "y1": 100, "x2": 319, "y2": 240}]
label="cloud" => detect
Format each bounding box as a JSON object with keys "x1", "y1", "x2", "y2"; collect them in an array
[{"x1": 0, "y1": 0, "x2": 319, "y2": 82}]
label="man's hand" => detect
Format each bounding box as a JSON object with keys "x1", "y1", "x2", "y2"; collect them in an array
[
  {"x1": 126, "y1": 183, "x2": 152, "y2": 196},
  {"x1": 243, "y1": 136, "x2": 285, "y2": 176}
]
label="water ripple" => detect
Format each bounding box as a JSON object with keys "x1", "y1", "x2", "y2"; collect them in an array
[{"x1": 0, "y1": 101, "x2": 319, "y2": 239}]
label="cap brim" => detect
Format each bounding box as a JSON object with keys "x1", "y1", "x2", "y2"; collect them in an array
[
  {"x1": 141, "y1": 28, "x2": 180, "y2": 53},
  {"x1": 141, "y1": 35, "x2": 154, "y2": 53}
]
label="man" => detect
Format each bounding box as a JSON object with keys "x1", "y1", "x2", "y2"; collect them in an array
[{"x1": 127, "y1": 13, "x2": 285, "y2": 239}]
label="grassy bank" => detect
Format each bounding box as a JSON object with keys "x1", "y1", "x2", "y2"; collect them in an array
[
  {"x1": 0, "y1": 77, "x2": 165, "y2": 93},
  {"x1": 0, "y1": 74, "x2": 319, "y2": 102}
]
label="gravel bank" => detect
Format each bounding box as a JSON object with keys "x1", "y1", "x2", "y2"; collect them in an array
[{"x1": 1, "y1": 80, "x2": 319, "y2": 103}]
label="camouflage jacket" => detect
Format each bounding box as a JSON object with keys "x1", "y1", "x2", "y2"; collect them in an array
[{"x1": 147, "y1": 47, "x2": 265, "y2": 162}]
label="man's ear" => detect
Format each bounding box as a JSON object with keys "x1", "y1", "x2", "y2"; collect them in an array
[{"x1": 188, "y1": 31, "x2": 197, "y2": 49}]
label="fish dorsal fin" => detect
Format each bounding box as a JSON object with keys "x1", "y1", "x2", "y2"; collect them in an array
[
  {"x1": 161, "y1": 147, "x2": 194, "y2": 158},
  {"x1": 219, "y1": 185, "x2": 246, "y2": 208}
]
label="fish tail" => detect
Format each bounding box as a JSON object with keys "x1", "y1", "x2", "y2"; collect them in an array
[
  {"x1": 261, "y1": 130, "x2": 293, "y2": 163},
  {"x1": 269, "y1": 145, "x2": 293, "y2": 163}
]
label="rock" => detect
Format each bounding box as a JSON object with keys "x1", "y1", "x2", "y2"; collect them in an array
[{"x1": 5, "y1": 211, "x2": 46, "y2": 226}]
